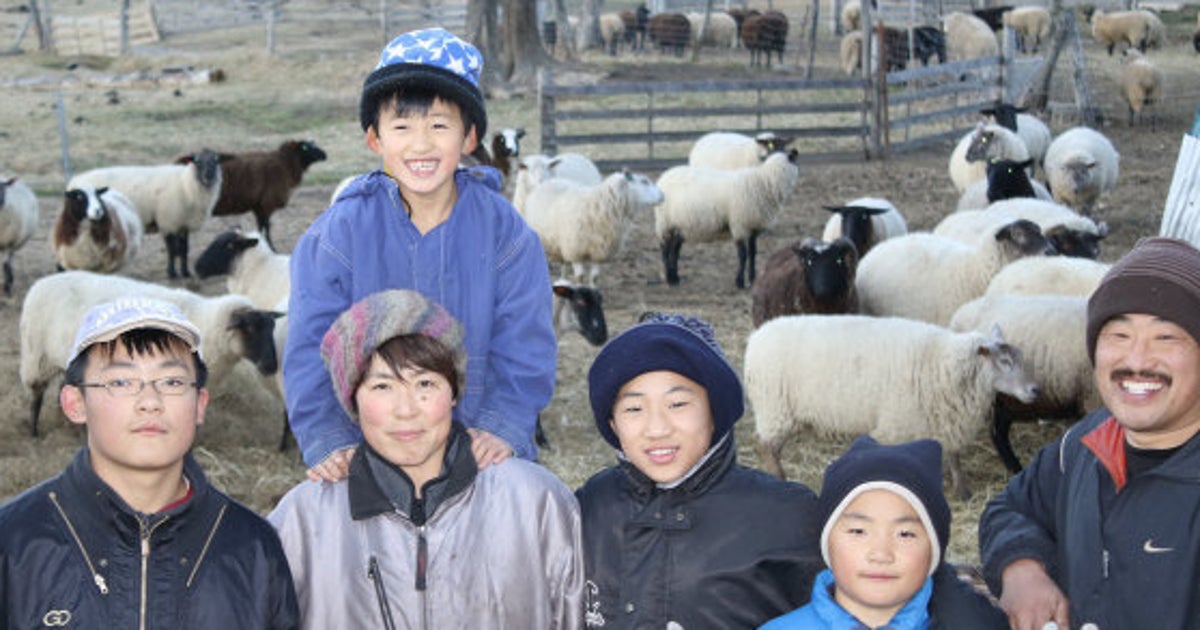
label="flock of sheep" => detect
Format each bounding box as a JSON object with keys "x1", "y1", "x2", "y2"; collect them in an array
[{"x1": 0, "y1": 4, "x2": 1191, "y2": 501}]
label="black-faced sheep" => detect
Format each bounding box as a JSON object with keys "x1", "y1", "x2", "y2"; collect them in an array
[
  {"x1": 956, "y1": 158, "x2": 1053, "y2": 210},
  {"x1": 950, "y1": 294, "x2": 1099, "y2": 474},
  {"x1": 523, "y1": 169, "x2": 664, "y2": 286},
  {"x1": 972, "y1": 6, "x2": 1014, "y2": 32},
  {"x1": 1090, "y1": 9, "x2": 1165, "y2": 55},
  {"x1": 0, "y1": 176, "x2": 39, "y2": 296},
  {"x1": 750, "y1": 237, "x2": 859, "y2": 327},
  {"x1": 52, "y1": 185, "x2": 144, "y2": 274},
  {"x1": 979, "y1": 103, "x2": 1051, "y2": 171},
  {"x1": 206, "y1": 140, "x2": 327, "y2": 249},
  {"x1": 876, "y1": 25, "x2": 947, "y2": 72},
  {"x1": 1119, "y1": 48, "x2": 1163, "y2": 127},
  {"x1": 655, "y1": 150, "x2": 801, "y2": 289},
  {"x1": 552, "y1": 280, "x2": 607, "y2": 346},
  {"x1": 948, "y1": 122, "x2": 1031, "y2": 193},
  {"x1": 742, "y1": 10, "x2": 789, "y2": 67},
  {"x1": 194, "y1": 228, "x2": 289, "y2": 310},
  {"x1": 647, "y1": 12, "x2": 691, "y2": 56},
  {"x1": 688, "y1": 131, "x2": 794, "y2": 170},
  {"x1": 819, "y1": 196, "x2": 908, "y2": 257},
  {"x1": 745, "y1": 314, "x2": 1038, "y2": 498},
  {"x1": 856, "y1": 219, "x2": 1052, "y2": 326},
  {"x1": 1043, "y1": 126, "x2": 1120, "y2": 215},
  {"x1": 936, "y1": 198, "x2": 1107, "y2": 260},
  {"x1": 69, "y1": 148, "x2": 224, "y2": 279},
  {"x1": 20, "y1": 270, "x2": 280, "y2": 437}
]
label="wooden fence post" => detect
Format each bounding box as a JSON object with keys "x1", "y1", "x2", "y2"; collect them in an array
[
  {"x1": 119, "y1": 0, "x2": 130, "y2": 54},
  {"x1": 538, "y1": 67, "x2": 558, "y2": 156}
]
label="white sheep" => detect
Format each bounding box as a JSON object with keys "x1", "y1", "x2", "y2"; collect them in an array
[
  {"x1": 687, "y1": 131, "x2": 793, "y2": 170},
  {"x1": 1043, "y1": 126, "x2": 1120, "y2": 215},
  {"x1": 68, "y1": 149, "x2": 223, "y2": 278},
  {"x1": 0, "y1": 176, "x2": 39, "y2": 296},
  {"x1": 950, "y1": 294, "x2": 1100, "y2": 474},
  {"x1": 1119, "y1": 48, "x2": 1163, "y2": 127},
  {"x1": 600, "y1": 12, "x2": 626, "y2": 54},
  {"x1": 840, "y1": 30, "x2": 864, "y2": 76},
  {"x1": 984, "y1": 255, "x2": 1111, "y2": 298},
  {"x1": 936, "y1": 198, "x2": 1107, "y2": 259},
  {"x1": 52, "y1": 185, "x2": 144, "y2": 274},
  {"x1": 19, "y1": 270, "x2": 280, "y2": 436},
  {"x1": 1002, "y1": 7, "x2": 1051, "y2": 53},
  {"x1": 948, "y1": 122, "x2": 1031, "y2": 193},
  {"x1": 194, "y1": 229, "x2": 289, "y2": 310},
  {"x1": 655, "y1": 150, "x2": 801, "y2": 289},
  {"x1": 944, "y1": 11, "x2": 1000, "y2": 61},
  {"x1": 980, "y1": 105, "x2": 1052, "y2": 171},
  {"x1": 687, "y1": 12, "x2": 738, "y2": 48},
  {"x1": 841, "y1": 0, "x2": 861, "y2": 33},
  {"x1": 745, "y1": 314, "x2": 1038, "y2": 498},
  {"x1": 1090, "y1": 9, "x2": 1165, "y2": 55},
  {"x1": 523, "y1": 169, "x2": 663, "y2": 286},
  {"x1": 856, "y1": 219, "x2": 1051, "y2": 326},
  {"x1": 511, "y1": 152, "x2": 603, "y2": 215},
  {"x1": 820, "y1": 196, "x2": 908, "y2": 257}
]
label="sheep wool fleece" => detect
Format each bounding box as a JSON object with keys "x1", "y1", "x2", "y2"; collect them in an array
[{"x1": 285, "y1": 167, "x2": 556, "y2": 467}]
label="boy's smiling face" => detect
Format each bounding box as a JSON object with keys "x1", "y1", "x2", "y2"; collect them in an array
[
  {"x1": 828, "y1": 488, "x2": 933, "y2": 627},
  {"x1": 609, "y1": 370, "x2": 714, "y2": 484},
  {"x1": 366, "y1": 95, "x2": 477, "y2": 206}
]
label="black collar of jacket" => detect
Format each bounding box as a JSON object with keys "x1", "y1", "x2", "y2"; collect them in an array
[
  {"x1": 349, "y1": 421, "x2": 478, "y2": 522},
  {"x1": 618, "y1": 433, "x2": 736, "y2": 498},
  {"x1": 55, "y1": 447, "x2": 221, "y2": 547}
]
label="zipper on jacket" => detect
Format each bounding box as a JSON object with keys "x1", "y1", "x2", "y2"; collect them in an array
[
  {"x1": 187, "y1": 503, "x2": 227, "y2": 587},
  {"x1": 139, "y1": 517, "x2": 169, "y2": 630},
  {"x1": 1102, "y1": 548, "x2": 1110, "y2": 579},
  {"x1": 368, "y1": 556, "x2": 398, "y2": 630},
  {"x1": 48, "y1": 491, "x2": 109, "y2": 595},
  {"x1": 415, "y1": 526, "x2": 428, "y2": 591}
]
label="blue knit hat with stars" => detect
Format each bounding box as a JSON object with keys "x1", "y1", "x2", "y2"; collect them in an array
[
  {"x1": 588, "y1": 313, "x2": 744, "y2": 450},
  {"x1": 360, "y1": 27, "x2": 487, "y2": 138}
]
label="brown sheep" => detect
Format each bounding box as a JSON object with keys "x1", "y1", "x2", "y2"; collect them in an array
[
  {"x1": 742, "y1": 10, "x2": 789, "y2": 67},
  {"x1": 750, "y1": 237, "x2": 859, "y2": 327}
]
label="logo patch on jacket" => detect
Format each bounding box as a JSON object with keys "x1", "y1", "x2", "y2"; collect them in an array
[
  {"x1": 584, "y1": 580, "x2": 606, "y2": 627},
  {"x1": 42, "y1": 609, "x2": 72, "y2": 627}
]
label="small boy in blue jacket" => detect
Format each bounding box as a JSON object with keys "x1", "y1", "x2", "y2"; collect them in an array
[{"x1": 761, "y1": 436, "x2": 1006, "y2": 630}]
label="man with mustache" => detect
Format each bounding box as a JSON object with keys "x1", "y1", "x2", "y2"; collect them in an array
[{"x1": 979, "y1": 237, "x2": 1200, "y2": 630}]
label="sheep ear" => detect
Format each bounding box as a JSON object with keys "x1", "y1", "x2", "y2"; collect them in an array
[
  {"x1": 1096, "y1": 221, "x2": 1110, "y2": 237},
  {"x1": 1018, "y1": 158, "x2": 1034, "y2": 169},
  {"x1": 516, "y1": 128, "x2": 526, "y2": 138},
  {"x1": 552, "y1": 283, "x2": 575, "y2": 299},
  {"x1": 821, "y1": 205, "x2": 848, "y2": 214}
]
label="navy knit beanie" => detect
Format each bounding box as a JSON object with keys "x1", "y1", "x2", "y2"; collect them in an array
[
  {"x1": 360, "y1": 27, "x2": 487, "y2": 138},
  {"x1": 819, "y1": 436, "x2": 951, "y2": 577},
  {"x1": 587, "y1": 313, "x2": 743, "y2": 450},
  {"x1": 1087, "y1": 237, "x2": 1200, "y2": 363}
]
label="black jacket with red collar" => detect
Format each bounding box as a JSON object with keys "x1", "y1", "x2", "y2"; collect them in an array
[
  {"x1": 980, "y1": 407, "x2": 1200, "y2": 629},
  {"x1": 0, "y1": 448, "x2": 299, "y2": 629}
]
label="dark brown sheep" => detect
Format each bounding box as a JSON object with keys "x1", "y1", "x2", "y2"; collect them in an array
[
  {"x1": 742, "y1": 10, "x2": 789, "y2": 68},
  {"x1": 206, "y1": 140, "x2": 327, "y2": 248},
  {"x1": 647, "y1": 12, "x2": 691, "y2": 56},
  {"x1": 750, "y1": 237, "x2": 859, "y2": 327}
]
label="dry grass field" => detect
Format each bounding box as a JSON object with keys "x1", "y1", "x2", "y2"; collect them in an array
[{"x1": 2, "y1": 1, "x2": 1199, "y2": 567}]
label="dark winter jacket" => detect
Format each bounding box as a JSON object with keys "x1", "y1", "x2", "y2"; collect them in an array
[
  {"x1": 0, "y1": 448, "x2": 299, "y2": 629},
  {"x1": 980, "y1": 408, "x2": 1200, "y2": 629},
  {"x1": 576, "y1": 436, "x2": 823, "y2": 629}
]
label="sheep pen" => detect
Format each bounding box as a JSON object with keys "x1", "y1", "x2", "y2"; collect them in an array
[{"x1": 2, "y1": 0, "x2": 1200, "y2": 570}]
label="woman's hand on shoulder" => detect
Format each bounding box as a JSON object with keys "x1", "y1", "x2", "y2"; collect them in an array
[
  {"x1": 306, "y1": 446, "x2": 356, "y2": 482},
  {"x1": 467, "y1": 428, "x2": 513, "y2": 469}
]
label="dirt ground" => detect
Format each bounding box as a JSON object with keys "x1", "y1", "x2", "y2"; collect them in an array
[{"x1": 2, "y1": 6, "x2": 1199, "y2": 566}]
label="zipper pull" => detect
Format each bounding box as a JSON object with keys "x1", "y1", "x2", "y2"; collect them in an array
[
  {"x1": 94, "y1": 574, "x2": 109, "y2": 595},
  {"x1": 1102, "y1": 549, "x2": 1110, "y2": 578}
]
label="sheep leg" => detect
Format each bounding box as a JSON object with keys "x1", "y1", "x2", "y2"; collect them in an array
[
  {"x1": 754, "y1": 436, "x2": 787, "y2": 479},
  {"x1": 278, "y1": 411, "x2": 293, "y2": 452},
  {"x1": 949, "y1": 451, "x2": 970, "y2": 501},
  {"x1": 991, "y1": 408, "x2": 1024, "y2": 474},
  {"x1": 178, "y1": 230, "x2": 192, "y2": 278},
  {"x1": 748, "y1": 231, "x2": 760, "y2": 286},
  {"x1": 165, "y1": 233, "x2": 181, "y2": 279},
  {"x1": 2, "y1": 253, "x2": 12, "y2": 296},
  {"x1": 661, "y1": 231, "x2": 683, "y2": 285},
  {"x1": 29, "y1": 381, "x2": 46, "y2": 437},
  {"x1": 257, "y1": 215, "x2": 275, "y2": 251}
]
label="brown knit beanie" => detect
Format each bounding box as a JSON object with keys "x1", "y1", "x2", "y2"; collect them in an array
[
  {"x1": 1086, "y1": 237, "x2": 1200, "y2": 363},
  {"x1": 321, "y1": 289, "x2": 465, "y2": 421}
]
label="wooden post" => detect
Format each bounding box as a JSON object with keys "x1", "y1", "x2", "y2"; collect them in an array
[
  {"x1": 1067, "y1": 12, "x2": 1099, "y2": 126},
  {"x1": 119, "y1": 0, "x2": 130, "y2": 54},
  {"x1": 267, "y1": 0, "x2": 277, "y2": 54},
  {"x1": 804, "y1": 0, "x2": 819, "y2": 79},
  {"x1": 31, "y1": 0, "x2": 52, "y2": 52},
  {"x1": 55, "y1": 91, "x2": 73, "y2": 184},
  {"x1": 538, "y1": 67, "x2": 558, "y2": 156}
]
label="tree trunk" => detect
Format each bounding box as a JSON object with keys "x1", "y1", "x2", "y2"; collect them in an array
[
  {"x1": 690, "y1": 0, "x2": 715, "y2": 62},
  {"x1": 578, "y1": 0, "x2": 604, "y2": 51},
  {"x1": 502, "y1": 0, "x2": 548, "y2": 88},
  {"x1": 466, "y1": 0, "x2": 502, "y2": 91}
]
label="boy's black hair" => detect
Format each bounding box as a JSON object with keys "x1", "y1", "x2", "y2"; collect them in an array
[
  {"x1": 362, "y1": 84, "x2": 476, "y2": 137},
  {"x1": 64, "y1": 328, "x2": 209, "y2": 390}
]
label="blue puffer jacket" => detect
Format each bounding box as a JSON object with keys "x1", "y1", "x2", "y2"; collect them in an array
[{"x1": 0, "y1": 449, "x2": 299, "y2": 629}]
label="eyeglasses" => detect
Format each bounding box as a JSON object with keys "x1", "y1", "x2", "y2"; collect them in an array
[{"x1": 79, "y1": 377, "x2": 197, "y2": 398}]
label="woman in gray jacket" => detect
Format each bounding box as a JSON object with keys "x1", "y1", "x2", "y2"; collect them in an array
[{"x1": 269, "y1": 289, "x2": 584, "y2": 629}]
